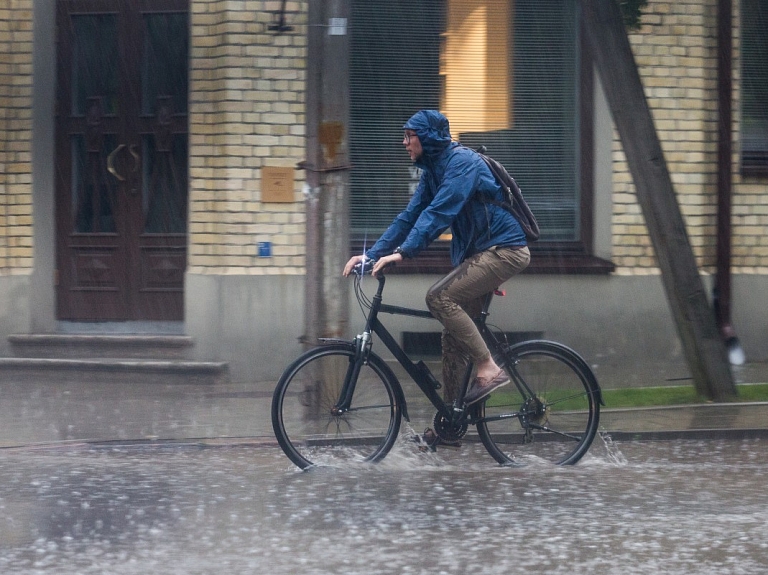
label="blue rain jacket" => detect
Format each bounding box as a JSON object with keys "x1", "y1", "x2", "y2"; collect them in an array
[{"x1": 366, "y1": 110, "x2": 527, "y2": 267}]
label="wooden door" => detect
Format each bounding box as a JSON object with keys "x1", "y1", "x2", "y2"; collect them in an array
[{"x1": 55, "y1": 0, "x2": 188, "y2": 321}]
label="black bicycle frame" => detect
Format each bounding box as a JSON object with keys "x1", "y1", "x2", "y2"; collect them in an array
[
  {"x1": 345, "y1": 272, "x2": 530, "y2": 423},
  {"x1": 362, "y1": 275, "x2": 453, "y2": 420}
]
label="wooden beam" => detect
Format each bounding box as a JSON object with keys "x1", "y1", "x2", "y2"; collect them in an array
[{"x1": 582, "y1": 0, "x2": 736, "y2": 400}]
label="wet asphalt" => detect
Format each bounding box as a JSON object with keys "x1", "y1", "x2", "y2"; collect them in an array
[{"x1": 0, "y1": 366, "x2": 767, "y2": 574}]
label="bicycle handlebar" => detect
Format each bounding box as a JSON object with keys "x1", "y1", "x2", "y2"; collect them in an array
[
  {"x1": 352, "y1": 257, "x2": 397, "y2": 278},
  {"x1": 352, "y1": 258, "x2": 375, "y2": 276}
]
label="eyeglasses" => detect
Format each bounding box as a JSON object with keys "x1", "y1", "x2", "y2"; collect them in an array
[{"x1": 403, "y1": 131, "x2": 418, "y2": 144}]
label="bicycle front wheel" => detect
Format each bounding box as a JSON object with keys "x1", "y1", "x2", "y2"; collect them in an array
[
  {"x1": 476, "y1": 340, "x2": 601, "y2": 466},
  {"x1": 271, "y1": 343, "x2": 402, "y2": 469}
]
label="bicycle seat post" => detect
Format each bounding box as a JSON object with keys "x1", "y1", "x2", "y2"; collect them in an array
[{"x1": 479, "y1": 291, "x2": 495, "y2": 322}]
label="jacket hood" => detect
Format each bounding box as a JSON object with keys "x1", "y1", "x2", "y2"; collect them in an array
[{"x1": 403, "y1": 110, "x2": 453, "y2": 160}]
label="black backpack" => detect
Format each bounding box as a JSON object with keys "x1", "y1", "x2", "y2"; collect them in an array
[{"x1": 473, "y1": 146, "x2": 540, "y2": 242}]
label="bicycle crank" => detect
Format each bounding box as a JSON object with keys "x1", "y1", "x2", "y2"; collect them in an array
[{"x1": 433, "y1": 411, "x2": 468, "y2": 444}]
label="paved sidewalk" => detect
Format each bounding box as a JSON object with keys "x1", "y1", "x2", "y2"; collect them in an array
[
  {"x1": 0, "y1": 369, "x2": 767, "y2": 449},
  {"x1": 599, "y1": 402, "x2": 768, "y2": 440}
]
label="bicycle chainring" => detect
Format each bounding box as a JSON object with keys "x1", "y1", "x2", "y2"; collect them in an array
[{"x1": 433, "y1": 412, "x2": 468, "y2": 442}]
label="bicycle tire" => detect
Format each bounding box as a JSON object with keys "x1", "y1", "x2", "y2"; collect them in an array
[
  {"x1": 476, "y1": 340, "x2": 601, "y2": 466},
  {"x1": 271, "y1": 342, "x2": 403, "y2": 469}
]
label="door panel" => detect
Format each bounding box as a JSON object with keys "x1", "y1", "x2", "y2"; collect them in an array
[{"x1": 56, "y1": 1, "x2": 188, "y2": 321}]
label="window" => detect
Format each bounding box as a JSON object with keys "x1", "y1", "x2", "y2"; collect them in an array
[
  {"x1": 350, "y1": 0, "x2": 610, "y2": 272},
  {"x1": 741, "y1": 0, "x2": 768, "y2": 175}
]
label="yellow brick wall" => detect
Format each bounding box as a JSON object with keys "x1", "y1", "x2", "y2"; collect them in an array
[
  {"x1": 612, "y1": 0, "x2": 719, "y2": 274},
  {"x1": 3, "y1": 1, "x2": 761, "y2": 279},
  {"x1": 0, "y1": 1, "x2": 34, "y2": 275},
  {"x1": 613, "y1": 0, "x2": 768, "y2": 275},
  {"x1": 188, "y1": 0, "x2": 307, "y2": 275}
]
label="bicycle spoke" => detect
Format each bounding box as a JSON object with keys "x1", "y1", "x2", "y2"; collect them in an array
[
  {"x1": 272, "y1": 344, "x2": 401, "y2": 469},
  {"x1": 525, "y1": 422, "x2": 584, "y2": 442},
  {"x1": 476, "y1": 341, "x2": 600, "y2": 465}
]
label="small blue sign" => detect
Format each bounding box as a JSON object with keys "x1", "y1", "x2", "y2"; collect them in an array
[{"x1": 258, "y1": 241, "x2": 272, "y2": 257}]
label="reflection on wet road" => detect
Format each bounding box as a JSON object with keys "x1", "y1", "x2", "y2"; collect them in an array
[{"x1": 0, "y1": 437, "x2": 766, "y2": 574}]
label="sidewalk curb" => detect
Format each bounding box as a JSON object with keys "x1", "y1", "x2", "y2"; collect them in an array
[{"x1": 601, "y1": 428, "x2": 768, "y2": 441}]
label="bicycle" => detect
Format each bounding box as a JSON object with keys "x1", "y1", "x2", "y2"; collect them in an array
[{"x1": 272, "y1": 263, "x2": 603, "y2": 470}]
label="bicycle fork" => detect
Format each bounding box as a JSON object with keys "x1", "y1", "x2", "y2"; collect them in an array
[{"x1": 331, "y1": 331, "x2": 372, "y2": 415}]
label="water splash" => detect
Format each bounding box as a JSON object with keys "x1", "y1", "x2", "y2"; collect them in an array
[{"x1": 597, "y1": 429, "x2": 628, "y2": 466}]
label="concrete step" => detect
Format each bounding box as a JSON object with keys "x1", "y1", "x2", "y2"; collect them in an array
[
  {"x1": 8, "y1": 334, "x2": 193, "y2": 360},
  {"x1": 0, "y1": 357, "x2": 228, "y2": 385},
  {"x1": 3, "y1": 334, "x2": 227, "y2": 385}
]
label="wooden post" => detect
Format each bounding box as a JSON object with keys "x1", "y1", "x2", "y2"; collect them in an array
[
  {"x1": 304, "y1": 0, "x2": 351, "y2": 348},
  {"x1": 582, "y1": 0, "x2": 736, "y2": 400}
]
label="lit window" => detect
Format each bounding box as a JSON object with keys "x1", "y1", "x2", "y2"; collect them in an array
[{"x1": 440, "y1": 0, "x2": 512, "y2": 134}]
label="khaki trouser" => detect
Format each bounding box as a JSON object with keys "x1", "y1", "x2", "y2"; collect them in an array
[{"x1": 425, "y1": 246, "x2": 531, "y2": 403}]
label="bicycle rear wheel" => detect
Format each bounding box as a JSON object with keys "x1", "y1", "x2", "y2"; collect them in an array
[
  {"x1": 271, "y1": 343, "x2": 402, "y2": 469},
  {"x1": 476, "y1": 340, "x2": 601, "y2": 466}
]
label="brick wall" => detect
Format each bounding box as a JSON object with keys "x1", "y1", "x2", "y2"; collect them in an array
[
  {"x1": 0, "y1": 1, "x2": 34, "y2": 275},
  {"x1": 613, "y1": 0, "x2": 768, "y2": 275},
  {"x1": 3, "y1": 0, "x2": 761, "y2": 280},
  {"x1": 188, "y1": 0, "x2": 307, "y2": 276},
  {"x1": 612, "y1": 0, "x2": 719, "y2": 274}
]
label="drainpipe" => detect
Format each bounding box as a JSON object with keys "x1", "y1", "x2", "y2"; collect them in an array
[{"x1": 714, "y1": 0, "x2": 745, "y2": 365}]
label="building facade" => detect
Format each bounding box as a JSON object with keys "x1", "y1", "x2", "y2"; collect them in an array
[{"x1": 0, "y1": 0, "x2": 766, "y2": 387}]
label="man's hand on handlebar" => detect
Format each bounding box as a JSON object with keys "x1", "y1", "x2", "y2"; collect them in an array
[
  {"x1": 370, "y1": 253, "x2": 403, "y2": 277},
  {"x1": 342, "y1": 253, "x2": 403, "y2": 278},
  {"x1": 342, "y1": 255, "x2": 367, "y2": 277}
]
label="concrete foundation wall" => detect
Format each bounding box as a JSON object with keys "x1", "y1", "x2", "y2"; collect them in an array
[
  {"x1": 185, "y1": 273, "x2": 306, "y2": 383},
  {"x1": 0, "y1": 275, "x2": 32, "y2": 355},
  {"x1": 183, "y1": 271, "x2": 768, "y2": 388}
]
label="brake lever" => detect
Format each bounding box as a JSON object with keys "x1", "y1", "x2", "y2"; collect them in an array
[{"x1": 353, "y1": 257, "x2": 376, "y2": 276}]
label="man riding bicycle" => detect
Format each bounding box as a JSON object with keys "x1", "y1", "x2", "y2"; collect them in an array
[{"x1": 343, "y1": 110, "x2": 530, "y2": 418}]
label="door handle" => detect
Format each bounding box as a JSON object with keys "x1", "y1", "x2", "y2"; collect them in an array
[
  {"x1": 107, "y1": 143, "x2": 127, "y2": 181},
  {"x1": 128, "y1": 145, "x2": 140, "y2": 195},
  {"x1": 129, "y1": 144, "x2": 140, "y2": 173}
]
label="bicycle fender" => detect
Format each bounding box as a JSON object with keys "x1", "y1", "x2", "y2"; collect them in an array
[
  {"x1": 308, "y1": 341, "x2": 410, "y2": 423},
  {"x1": 316, "y1": 337, "x2": 354, "y2": 345},
  {"x1": 507, "y1": 339, "x2": 604, "y2": 406}
]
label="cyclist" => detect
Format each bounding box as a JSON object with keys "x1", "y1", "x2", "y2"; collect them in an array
[{"x1": 343, "y1": 110, "x2": 530, "y2": 417}]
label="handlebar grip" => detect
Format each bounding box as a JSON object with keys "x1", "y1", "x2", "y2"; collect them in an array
[{"x1": 353, "y1": 258, "x2": 375, "y2": 276}]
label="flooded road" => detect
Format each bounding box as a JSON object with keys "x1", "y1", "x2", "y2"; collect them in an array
[{"x1": 0, "y1": 436, "x2": 766, "y2": 574}]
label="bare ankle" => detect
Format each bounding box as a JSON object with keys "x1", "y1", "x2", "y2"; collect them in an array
[{"x1": 475, "y1": 360, "x2": 500, "y2": 380}]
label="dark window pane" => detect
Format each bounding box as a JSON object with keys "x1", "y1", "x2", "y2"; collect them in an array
[
  {"x1": 71, "y1": 134, "x2": 117, "y2": 233},
  {"x1": 142, "y1": 13, "x2": 189, "y2": 116},
  {"x1": 71, "y1": 14, "x2": 118, "y2": 116},
  {"x1": 142, "y1": 134, "x2": 188, "y2": 233},
  {"x1": 349, "y1": 0, "x2": 444, "y2": 234},
  {"x1": 741, "y1": 0, "x2": 768, "y2": 171}
]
